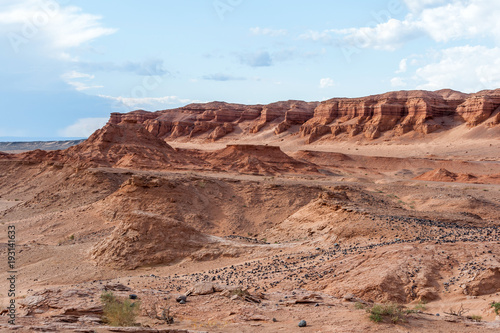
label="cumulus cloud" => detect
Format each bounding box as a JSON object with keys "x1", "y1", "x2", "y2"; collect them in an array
[
  {"x1": 0, "y1": 0, "x2": 117, "y2": 53},
  {"x1": 396, "y1": 59, "x2": 408, "y2": 73},
  {"x1": 250, "y1": 27, "x2": 287, "y2": 37},
  {"x1": 302, "y1": 0, "x2": 500, "y2": 50},
  {"x1": 390, "y1": 77, "x2": 407, "y2": 87},
  {"x1": 392, "y1": 45, "x2": 500, "y2": 92},
  {"x1": 319, "y1": 78, "x2": 335, "y2": 89},
  {"x1": 414, "y1": 46, "x2": 500, "y2": 91},
  {"x1": 58, "y1": 117, "x2": 108, "y2": 137},
  {"x1": 333, "y1": 19, "x2": 421, "y2": 51}
]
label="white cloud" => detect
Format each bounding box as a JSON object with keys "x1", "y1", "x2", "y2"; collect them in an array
[
  {"x1": 419, "y1": 1, "x2": 500, "y2": 43},
  {"x1": 319, "y1": 78, "x2": 335, "y2": 89},
  {"x1": 65, "y1": 81, "x2": 104, "y2": 91},
  {"x1": 61, "y1": 71, "x2": 94, "y2": 80},
  {"x1": 403, "y1": 0, "x2": 449, "y2": 13},
  {"x1": 61, "y1": 71, "x2": 102, "y2": 91},
  {"x1": 304, "y1": 0, "x2": 500, "y2": 50},
  {"x1": 250, "y1": 27, "x2": 288, "y2": 37},
  {"x1": 396, "y1": 58, "x2": 408, "y2": 73},
  {"x1": 333, "y1": 19, "x2": 420, "y2": 51},
  {"x1": 299, "y1": 30, "x2": 335, "y2": 43},
  {"x1": 415, "y1": 46, "x2": 500, "y2": 91},
  {"x1": 58, "y1": 117, "x2": 108, "y2": 137},
  {"x1": 0, "y1": 0, "x2": 116, "y2": 53},
  {"x1": 393, "y1": 45, "x2": 500, "y2": 92},
  {"x1": 99, "y1": 95, "x2": 200, "y2": 110},
  {"x1": 390, "y1": 77, "x2": 407, "y2": 87}
]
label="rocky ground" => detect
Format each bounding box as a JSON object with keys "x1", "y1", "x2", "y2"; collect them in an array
[{"x1": 0, "y1": 90, "x2": 499, "y2": 332}]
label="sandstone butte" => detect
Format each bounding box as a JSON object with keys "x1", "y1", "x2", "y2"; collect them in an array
[{"x1": 108, "y1": 89, "x2": 500, "y2": 143}]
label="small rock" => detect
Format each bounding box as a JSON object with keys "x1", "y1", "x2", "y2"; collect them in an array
[
  {"x1": 188, "y1": 282, "x2": 216, "y2": 295},
  {"x1": 179, "y1": 299, "x2": 186, "y2": 305},
  {"x1": 272, "y1": 318, "x2": 277, "y2": 322},
  {"x1": 19, "y1": 295, "x2": 45, "y2": 307},
  {"x1": 176, "y1": 295, "x2": 187, "y2": 303},
  {"x1": 343, "y1": 293, "x2": 356, "y2": 302},
  {"x1": 129, "y1": 294, "x2": 137, "y2": 300},
  {"x1": 298, "y1": 320, "x2": 307, "y2": 327}
]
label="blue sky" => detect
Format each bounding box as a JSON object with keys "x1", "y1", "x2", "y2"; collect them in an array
[{"x1": 1, "y1": 0, "x2": 499, "y2": 140}]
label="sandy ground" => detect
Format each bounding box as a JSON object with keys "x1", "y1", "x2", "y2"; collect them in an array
[
  {"x1": 0, "y1": 200, "x2": 19, "y2": 212},
  {"x1": 0, "y1": 125, "x2": 499, "y2": 332},
  {"x1": 171, "y1": 138, "x2": 500, "y2": 162}
]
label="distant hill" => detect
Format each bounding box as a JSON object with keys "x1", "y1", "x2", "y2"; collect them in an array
[{"x1": 0, "y1": 139, "x2": 84, "y2": 153}]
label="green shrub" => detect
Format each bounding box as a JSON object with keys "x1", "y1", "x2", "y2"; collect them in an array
[
  {"x1": 414, "y1": 300, "x2": 427, "y2": 311},
  {"x1": 468, "y1": 315, "x2": 482, "y2": 322},
  {"x1": 491, "y1": 301, "x2": 500, "y2": 315},
  {"x1": 369, "y1": 312, "x2": 382, "y2": 322},
  {"x1": 367, "y1": 303, "x2": 406, "y2": 324},
  {"x1": 101, "y1": 292, "x2": 140, "y2": 327}
]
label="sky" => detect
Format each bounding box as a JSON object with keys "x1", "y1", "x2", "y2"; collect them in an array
[{"x1": 1, "y1": 0, "x2": 500, "y2": 140}]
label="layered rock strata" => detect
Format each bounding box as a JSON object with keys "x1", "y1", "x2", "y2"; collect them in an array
[{"x1": 106, "y1": 89, "x2": 500, "y2": 143}]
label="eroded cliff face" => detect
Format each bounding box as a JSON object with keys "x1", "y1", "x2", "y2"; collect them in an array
[
  {"x1": 456, "y1": 93, "x2": 500, "y2": 126},
  {"x1": 299, "y1": 90, "x2": 478, "y2": 142},
  {"x1": 108, "y1": 89, "x2": 500, "y2": 143}
]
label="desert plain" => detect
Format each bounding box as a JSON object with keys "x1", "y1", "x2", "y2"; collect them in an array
[{"x1": 0, "y1": 89, "x2": 499, "y2": 332}]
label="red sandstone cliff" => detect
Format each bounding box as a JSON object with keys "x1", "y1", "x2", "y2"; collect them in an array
[{"x1": 108, "y1": 89, "x2": 500, "y2": 143}]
